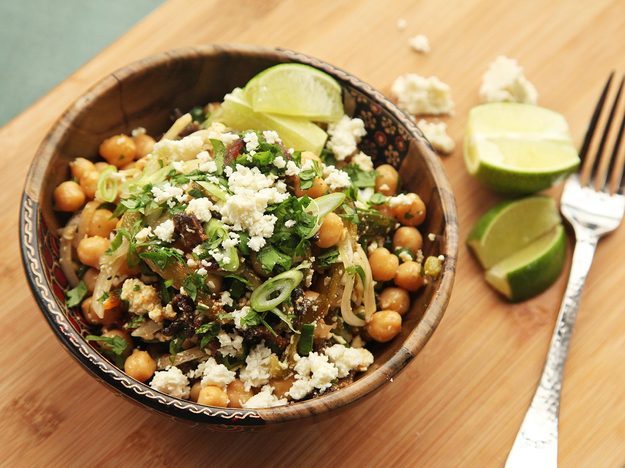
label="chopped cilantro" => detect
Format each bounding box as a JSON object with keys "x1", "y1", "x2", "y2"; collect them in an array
[
  {"x1": 169, "y1": 337, "x2": 184, "y2": 356},
  {"x1": 182, "y1": 273, "x2": 208, "y2": 301},
  {"x1": 97, "y1": 292, "x2": 110, "y2": 304},
  {"x1": 210, "y1": 139, "x2": 225, "y2": 175},
  {"x1": 65, "y1": 281, "x2": 87, "y2": 308},
  {"x1": 257, "y1": 246, "x2": 292, "y2": 273},
  {"x1": 139, "y1": 246, "x2": 184, "y2": 270},
  {"x1": 196, "y1": 321, "x2": 220, "y2": 349},
  {"x1": 344, "y1": 164, "x2": 376, "y2": 188},
  {"x1": 86, "y1": 334, "x2": 129, "y2": 356},
  {"x1": 124, "y1": 315, "x2": 146, "y2": 330},
  {"x1": 368, "y1": 192, "x2": 388, "y2": 205},
  {"x1": 317, "y1": 249, "x2": 339, "y2": 268}
]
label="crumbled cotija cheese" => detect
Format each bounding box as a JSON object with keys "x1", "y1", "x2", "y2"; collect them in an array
[
  {"x1": 285, "y1": 160, "x2": 300, "y2": 176},
  {"x1": 323, "y1": 165, "x2": 351, "y2": 190},
  {"x1": 479, "y1": 56, "x2": 538, "y2": 104},
  {"x1": 391, "y1": 74, "x2": 454, "y2": 115},
  {"x1": 135, "y1": 226, "x2": 153, "y2": 242},
  {"x1": 262, "y1": 130, "x2": 281, "y2": 144},
  {"x1": 243, "y1": 132, "x2": 260, "y2": 154},
  {"x1": 199, "y1": 357, "x2": 236, "y2": 388},
  {"x1": 150, "y1": 366, "x2": 190, "y2": 399},
  {"x1": 239, "y1": 342, "x2": 273, "y2": 391},
  {"x1": 218, "y1": 332, "x2": 244, "y2": 357},
  {"x1": 153, "y1": 219, "x2": 175, "y2": 242},
  {"x1": 324, "y1": 344, "x2": 374, "y2": 378},
  {"x1": 327, "y1": 115, "x2": 367, "y2": 161},
  {"x1": 416, "y1": 119, "x2": 455, "y2": 154},
  {"x1": 409, "y1": 34, "x2": 431, "y2": 54},
  {"x1": 389, "y1": 192, "x2": 418, "y2": 207},
  {"x1": 287, "y1": 352, "x2": 339, "y2": 400},
  {"x1": 242, "y1": 385, "x2": 288, "y2": 409},
  {"x1": 151, "y1": 182, "x2": 186, "y2": 206},
  {"x1": 350, "y1": 151, "x2": 374, "y2": 171},
  {"x1": 231, "y1": 306, "x2": 251, "y2": 330},
  {"x1": 120, "y1": 278, "x2": 163, "y2": 318},
  {"x1": 151, "y1": 133, "x2": 207, "y2": 162},
  {"x1": 186, "y1": 197, "x2": 214, "y2": 222}
]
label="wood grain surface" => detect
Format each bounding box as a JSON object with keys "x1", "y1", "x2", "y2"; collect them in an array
[{"x1": 2, "y1": 0, "x2": 625, "y2": 466}]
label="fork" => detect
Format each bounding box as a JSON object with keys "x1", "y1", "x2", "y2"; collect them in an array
[{"x1": 505, "y1": 73, "x2": 625, "y2": 467}]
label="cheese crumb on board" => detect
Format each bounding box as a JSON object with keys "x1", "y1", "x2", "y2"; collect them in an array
[{"x1": 479, "y1": 55, "x2": 538, "y2": 104}]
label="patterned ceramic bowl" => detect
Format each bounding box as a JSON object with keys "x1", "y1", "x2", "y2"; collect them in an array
[{"x1": 20, "y1": 45, "x2": 458, "y2": 430}]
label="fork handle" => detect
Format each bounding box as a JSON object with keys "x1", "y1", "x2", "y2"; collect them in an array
[{"x1": 505, "y1": 234, "x2": 599, "y2": 468}]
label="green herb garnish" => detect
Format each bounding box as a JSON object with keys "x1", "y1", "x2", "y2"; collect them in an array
[{"x1": 65, "y1": 281, "x2": 87, "y2": 308}]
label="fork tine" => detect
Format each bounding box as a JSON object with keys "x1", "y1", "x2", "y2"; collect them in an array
[
  {"x1": 590, "y1": 74, "x2": 624, "y2": 186},
  {"x1": 605, "y1": 76, "x2": 625, "y2": 192},
  {"x1": 580, "y1": 72, "x2": 614, "y2": 164}
]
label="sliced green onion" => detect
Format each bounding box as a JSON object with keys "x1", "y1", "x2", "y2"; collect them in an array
[
  {"x1": 303, "y1": 192, "x2": 346, "y2": 238},
  {"x1": 96, "y1": 166, "x2": 119, "y2": 202},
  {"x1": 250, "y1": 269, "x2": 304, "y2": 312},
  {"x1": 210, "y1": 139, "x2": 225, "y2": 175},
  {"x1": 197, "y1": 180, "x2": 227, "y2": 202},
  {"x1": 220, "y1": 246, "x2": 240, "y2": 272},
  {"x1": 297, "y1": 323, "x2": 316, "y2": 356}
]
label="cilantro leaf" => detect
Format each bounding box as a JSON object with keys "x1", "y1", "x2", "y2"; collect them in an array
[
  {"x1": 124, "y1": 315, "x2": 146, "y2": 330},
  {"x1": 210, "y1": 139, "x2": 225, "y2": 175},
  {"x1": 257, "y1": 246, "x2": 292, "y2": 273},
  {"x1": 182, "y1": 273, "x2": 208, "y2": 301},
  {"x1": 139, "y1": 246, "x2": 184, "y2": 270},
  {"x1": 86, "y1": 334, "x2": 129, "y2": 357},
  {"x1": 346, "y1": 265, "x2": 366, "y2": 283},
  {"x1": 66, "y1": 281, "x2": 87, "y2": 308},
  {"x1": 317, "y1": 249, "x2": 339, "y2": 268},
  {"x1": 344, "y1": 164, "x2": 376, "y2": 188}
]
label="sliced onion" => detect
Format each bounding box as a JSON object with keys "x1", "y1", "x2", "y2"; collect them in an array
[
  {"x1": 161, "y1": 113, "x2": 192, "y2": 141},
  {"x1": 131, "y1": 319, "x2": 163, "y2": 340},
  {"x1": 337, "y1": 233, "x2": 365, "y2": 327},
  {"x1": 315, "y1": 192, "x2": 346, "y2": 218},
  {"x1": 250, "y1": 269, "x2": 304, "y2": 312},
  {"x1": 92, "y1": 238, "x2": 128, "y2": 318},
  {"x1": 157, "y1": 347, "x2": 207, "y2": 369},
  {"x1": 95, "y1": 166, "x2": 119, "y2": 203},
  {"x1": 75, "y1": 201, "x2": 98, "y2": 248},
  {"x1": 59, "y1": 215, "x2": 81, "y2": 287},
  {"x1": 355, "y1": 244, "x2": 376, "y2": 323}
]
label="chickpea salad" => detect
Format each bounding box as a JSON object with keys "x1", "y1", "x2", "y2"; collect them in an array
[{"x1": 54, "y1": 66, "x2": 443, "y2": 409}]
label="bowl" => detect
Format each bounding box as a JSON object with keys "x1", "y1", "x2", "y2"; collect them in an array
[{"x1": 20, "y1": 44, "x2": 458, "y2": 429}]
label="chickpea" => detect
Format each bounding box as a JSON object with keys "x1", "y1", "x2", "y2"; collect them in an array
[
  {"x1": 102, "y1": 329, "x2": 133, "y2": 358},
  {"x1": 366, "y1": 310, "x2": 402, "y2": 342},
  {"x1": 79, "y1": 171, "x2": 100, "y2": 199},
  {"x1": 124, "y1": 350, "x2": 156, "y2": 382},
  {"x1": 88, "y1": 209, "x2": 118, "y2": 237},
  {"x1": 394, "y1": 261, "x2": 426, "y2": 292},
  {"x1": 294, "y1": 177, "x2": 328, "y2": 198},
  {"x1": 77, "y1": 236, "x2": 110, "y2": 269},
  {"x1": 69, "y1": 157, "x2": 96, "y2": 180},
  {"x1": 226, "y1": 380, "x2": 253, "y2": 408},
  {"x1": 99, "y1": 134, "x2": 137, "y2": 168},
  {"x1": 375, "y1": 164, "x2": 399, "y2": 196},
  {"x1": 304, "y1": 290, "x2": 320, "y2": 302},
  {"x1": 133, "y1": 134, "x2": 155, "y2": 158},
  {"x1": 189, "y1": 382, "x2": 202, "y2": 402},
  {"x1": 316, "y1": 213, "x2": 344, "y2": 248},
  {"x1": 94, "y1": 162, "x2": 110, "y2": 172},
  {"x1": 368, "y1": 247, "x2": 399, "y2": 282},
  {"x1": 378, "y1": 287, "x2": 411, "y2": 316},
  {"x1": 198, "y1": 385, "x2": 229, "y2": 407},
  {"x1": 269, "y1": 377, "x2": 294, "y2": 399},
  {"x1": 82, "y1": 268, "x2": 99, "y2": 293},
  {"x1": 393, "y1": 226, "x2": 423, "y2": 254},
  {"x1": 54, "y1": 181, "x2": 86, "y2": 212},
  {"x1": 392, "y1": 194, "x2": 426, "y2": 226},
  {"x1": 81, "y1": 297, "x2": 102, "y2": 325}
]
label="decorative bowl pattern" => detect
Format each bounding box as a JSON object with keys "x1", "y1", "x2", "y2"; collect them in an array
[{"x1": 20, "y1": 44, "x2": 457, "y2": 429}]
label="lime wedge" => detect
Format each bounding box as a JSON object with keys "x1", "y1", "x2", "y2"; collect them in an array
[
  {"x1": 217, "y1": 88, "x2": 328, "y2": 153},
  {"x1": 464, "y1": 103, "x2": 580, "y2": 193},
  {"x1": 244, "y1": 64, "x2": 343, "y2": 122},
  {"x1": 485, "y1": 225, "x2": 566, "y2": 301},
  {"x1": 467, "y1": 196, "x2": 561, "y2": 269}
]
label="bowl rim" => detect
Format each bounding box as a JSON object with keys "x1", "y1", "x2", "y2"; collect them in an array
[{"x1": 20, "y1": 44, "x2": 458, "y2": 426}]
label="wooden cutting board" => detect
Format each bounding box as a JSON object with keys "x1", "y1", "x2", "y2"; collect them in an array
[{"x1": 2, "y1": 0, "x2": 625, "y2": 466}]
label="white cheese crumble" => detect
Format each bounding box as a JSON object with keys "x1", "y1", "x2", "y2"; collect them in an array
[
  {"x1": 243, "y1": 132, "x2": 260, "y2": 154},
  {"x1": 120, "y1": 278, "x2": 166, "y2": 322},
  {"x1": 231, "y1": 306, "x2": 251, "y2": 330},
  {"x1": 151, "y1": 182, "x2": 186, "y2": 206},
  {"x1": 287, "y1": 352, "x2": 339, "y2": 400},
  {"x1": 242, "y1": 385, "x2": 288, "y2": 409},
  {"x1": 220, "y1": 291, "x2": 234, "y2": 307},
  {"x1": 285, "y1": 160, "x2": 301, "y2": 176},
  {"x1": 324, "y1": 344, "x2": 374, "y2": 378},
  {"x1": 262, "y1": 130, "x2": 281, "y2": 144},
  {"x1": 398, "y1": 250, "x2": 413, "y2": 262},
  {"x1": 196, "y1": 267, "x2": 207, "y2": 276},
  {"x1": 327, "y1": 115, "x2": 367, "y2": 161},
  {"x1": 284, "y1": 220, "x2": 296, "y2": 228},
  {"x1": 239, "y1": 342, "x2": 273, "y2": 391},
  {"x1": 479, "y1": 55, "x2": 538, "y2": 104},
  {"x1": 416, "y1": 119, "x2": 455, "y2": 154},
  {"x1": 428, "y1": 233, "x2": 436, "y2": 241},
  {"x1": 391, "y1": 74, "x2": 454, "y2": 115},
  {"x1": 351, "y1": 151, "x2": 374, "y2": 171},
  {"x1": 199, "y1": 357, "x2": 236, "y2": 388},
  {"x1": 389, "y1": 192, "x2": 418, "y2": 207},
  {"x1": 396, "y1": 18, "x2": 407, "y2": 31},
  {"x1": 273, "y1": 155, "x2": 286, "y2": 168},
  {"x1": 150, "y1": 366, "x2": 190, "y2": 399},
  {"x1": 218, "y1": 332, "x2": 244, "y2": 357},
  {"x1": 323, "y1": 165, "x2": 351, "y2": 190},
  {"x1": 153, "y1": 219, "x2": 175, "y2": 242},
  {"x1": 151, "y1": 133, "x2": 206, "y2": 162},
  {"x1": 219, "y1": 165, "x2": 289, "y2": 251},
  {"x1": 131, "y1": 126, "x2": 146, "y2": 137},
  {"x1": 186, "y1": 197, "x2": 214, "y2": 222},
  {"x1": 409, "y1": 34, "x2": 431, "y2": 54},
  {"x1": 135, "y1": 226, "x2": 153, "y2": 242},
  {"x1": 197, "y1": 150, "x2": 218, "y2": 173}
]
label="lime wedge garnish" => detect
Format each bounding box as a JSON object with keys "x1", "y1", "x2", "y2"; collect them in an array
[
  {"x1": 485, "y1": 225, "x2": 566, "y2": 302},
  {"x1": 464, "y1": 103, "x2": 580, "y2": 193},
  {"x1": 467, "y1": 196, "x2": 561, "y2": 269},
  {"x1": 217, "y1": 88, "x2": 328, "y2": 153},
  {"x1": 244, "y1": 64, "x2": 343, "y2": 122}
]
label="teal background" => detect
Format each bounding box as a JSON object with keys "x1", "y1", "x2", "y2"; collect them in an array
[{"x1": 0, "y1": 0, "x2": 163, "y2": 126}]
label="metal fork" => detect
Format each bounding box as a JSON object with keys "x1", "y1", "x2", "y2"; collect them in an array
[{"x1": 505, "y1": 73, "x2": 625, "y2": 467}]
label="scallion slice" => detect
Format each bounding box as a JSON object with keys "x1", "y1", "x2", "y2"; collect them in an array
[
  {"x1": 96, "y1": 166, "x2": 119, "y2": 203},
  {"x1": 303, "y1": 192, "x2": 346, "y2": 238},
  {"x1": 297, "y1": 323, "x2": 316, "y2": 356},
  {"x1": 197, "y1": 180, "x2": 228, "y2": 202},
  {"x1": 250, "y1": 269, "x2": 304, "y2": 312}
]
